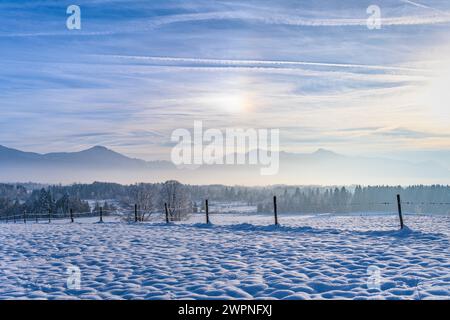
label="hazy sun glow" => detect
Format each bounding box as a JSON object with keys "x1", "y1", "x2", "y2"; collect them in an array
[
  {"x1": 213, "y1": 94, "x2": 252, "y2": 114},
  {"x1": 419, "y1": 60, "x2": 450, "y2": 125}
]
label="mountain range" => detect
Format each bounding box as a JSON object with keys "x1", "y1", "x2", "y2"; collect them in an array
[{"x1": 0, "y1": 144, "x2": 449, "y2": 185}]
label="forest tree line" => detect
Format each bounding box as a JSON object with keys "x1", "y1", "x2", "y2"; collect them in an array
[{"x1": 0, "y1": 182, "x2": 449, "y2": 218}]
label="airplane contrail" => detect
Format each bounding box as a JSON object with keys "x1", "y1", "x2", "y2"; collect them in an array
[
  {"x1": 399, "y1": 0, "x2": 449, "y2": 15},
  {"x1": 99, "y1": 55, "x2": 428, "y2": 73}
]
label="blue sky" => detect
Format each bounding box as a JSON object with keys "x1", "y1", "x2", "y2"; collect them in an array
[{"x1": 1, "y1": 0, "x2": 450, "y2": 160}]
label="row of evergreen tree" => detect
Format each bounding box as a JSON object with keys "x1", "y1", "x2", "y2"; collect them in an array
[
  {"x1": 0, "y1": 187, "x2": 91, "y2": 217},
  {"x1": 1, "y1": 182, "x2": 449, "y2": 217}
]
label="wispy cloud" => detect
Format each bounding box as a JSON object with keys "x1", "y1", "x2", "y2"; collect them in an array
[
  {"x1": 143, "y1": 10, "x2": 450, "y2": 27},
  {"x1": 375, "y1": 127, "x2": 450, "y2": 139},
  {"x1": 2, "y1": 5, "x2": 450, "y2": 38}
]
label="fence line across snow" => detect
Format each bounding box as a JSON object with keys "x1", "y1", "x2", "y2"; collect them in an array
[{"x1": 0, "y1": 195, "x2": 416, "y2": 230}]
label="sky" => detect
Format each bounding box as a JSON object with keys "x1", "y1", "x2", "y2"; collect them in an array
[{"x1": 0, "y1": 0, "x2": 450, "y2": 161}]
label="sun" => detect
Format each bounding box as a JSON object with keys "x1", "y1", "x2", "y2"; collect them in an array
[
  {"x1": 419, "y1": 60, "x2": 450, "y2": 125},
  {"x1": 214, "y1": 94, "x2": 252, "y2": 114}
]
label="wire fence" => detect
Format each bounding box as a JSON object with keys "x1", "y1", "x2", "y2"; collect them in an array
[
  {"x1": 0, "y1": 209, "x2": 118, "y2": 224},
  {"x1": 0, "y1": 195, "x2": 448, "y2": 229}
]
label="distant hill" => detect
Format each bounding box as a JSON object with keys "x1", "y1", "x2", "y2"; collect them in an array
[{"x1": 0, "y1": 144, "x2": 449, "y2": 185}]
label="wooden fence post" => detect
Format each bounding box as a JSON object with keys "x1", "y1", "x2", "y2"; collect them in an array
[
  {"x1": 70, "y1": 209, "x2": 74, "y2": 223},
  {"x1": 165, "y1": 203, "x2": 169, "y2": 223},
  {"x1": 100, "y1": 207, "x2": 103, "y2": 223},
  {"x1": 396, "y1": 194, "x2": 404, "y2": 230},
  {"x1": 135, "y1": 204, "x2": 138, "y2": 222},
  {"x1": 23, "y1": 211, "x2": 26, "y2": 224},
  {"x1": 205, "y1": 199, "x2": 210, "y2": 224},
  {"x1": 273, "y1": 196, "x2": 278, "y2": 226},
  {"x1": 14, "y1": 213, "x2": 16, "y2": 224},
  {"x1": 48, "y1": 209, "x2": 51, "y2": 223}
]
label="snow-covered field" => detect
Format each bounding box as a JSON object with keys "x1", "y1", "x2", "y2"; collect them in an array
[{"x1": 0, "y1": 213, "x2": 448, "y2": 300}]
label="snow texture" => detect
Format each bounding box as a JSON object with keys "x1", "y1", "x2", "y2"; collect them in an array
[{"x1": 0, "y1": 213, "x2": 448, "y2": 300}]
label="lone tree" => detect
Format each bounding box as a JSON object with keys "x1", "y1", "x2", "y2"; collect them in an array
[
  {"x1": 131, "y1": 183, "x2": 159, "y2": 221},
  {"x1": 160, "y1": 180, "x2": 191, "y2": 221}
]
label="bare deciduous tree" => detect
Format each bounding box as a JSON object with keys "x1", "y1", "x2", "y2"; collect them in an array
[
  {"x1": 130, "y1": 183, "x2": 159, "y2": 221},
  {"x1": 160, "y1": 180, "x2": 191, "y2": 221}
]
